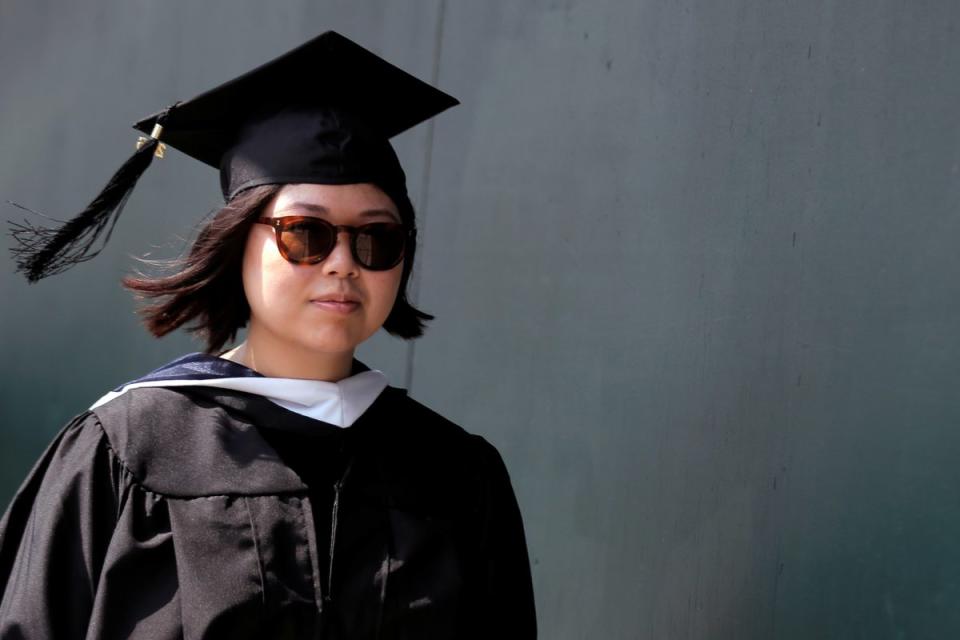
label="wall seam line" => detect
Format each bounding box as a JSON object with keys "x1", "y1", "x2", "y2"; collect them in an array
[{"x1": 404, "y1": 0, "x2": 447, "y2": 392}]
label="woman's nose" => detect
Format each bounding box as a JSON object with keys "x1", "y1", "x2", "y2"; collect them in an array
[{"x1": 321, "y1": 230, "x2": 359, "y2": 277}]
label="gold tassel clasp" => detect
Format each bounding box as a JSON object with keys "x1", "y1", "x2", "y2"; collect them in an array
[{"x1": 135, "y1": 123, "x2": 167, "y2": 158}]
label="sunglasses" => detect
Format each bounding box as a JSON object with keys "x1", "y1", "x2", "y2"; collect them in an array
[{"x1": 256, "y1": 216, "x2": 411, "y2": 270}]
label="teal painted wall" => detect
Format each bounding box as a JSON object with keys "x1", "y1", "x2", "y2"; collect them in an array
[{"x1": 2, "y1": 1, "x2": 958, "y2": 637}]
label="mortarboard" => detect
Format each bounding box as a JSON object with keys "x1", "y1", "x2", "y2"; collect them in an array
[{"x1": 10, "y1": 31, "x2": 458, "y2": 283}]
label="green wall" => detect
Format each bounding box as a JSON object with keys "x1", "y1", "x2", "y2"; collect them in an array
[{"x1": 2, "y1": 1, "x2": 958, "y2": 637}]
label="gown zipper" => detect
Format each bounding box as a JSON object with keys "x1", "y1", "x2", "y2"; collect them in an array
[{"x1": 325, "y1": 459, "x2": 354, "y2": 606}]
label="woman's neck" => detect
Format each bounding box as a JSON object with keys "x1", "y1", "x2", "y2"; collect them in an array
[{"x1": 221, "y1": 331, "x2": 354, "y2": 382}]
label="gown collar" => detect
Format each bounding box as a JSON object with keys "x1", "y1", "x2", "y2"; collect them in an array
[{"x1": 90, "y1": 352, "x2": 388, "y2": 428}]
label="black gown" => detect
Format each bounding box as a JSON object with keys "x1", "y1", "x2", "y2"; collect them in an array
[{"x1": 0, "y1": 357, "x2": 536, "y2": 639}]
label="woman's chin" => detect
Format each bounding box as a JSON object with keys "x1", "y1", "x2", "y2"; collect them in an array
[{"x1": 295, "y1": 330, "x2": 368, "y2": 357}]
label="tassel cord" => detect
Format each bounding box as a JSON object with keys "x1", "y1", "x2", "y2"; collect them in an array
[{"x1": 7, "y1": 104, "x2": 175, "y2": 283}]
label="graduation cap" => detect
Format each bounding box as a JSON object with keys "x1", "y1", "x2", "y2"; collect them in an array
[{"x1": 10, "y1": 31, "x2": 458, "y2": 283}]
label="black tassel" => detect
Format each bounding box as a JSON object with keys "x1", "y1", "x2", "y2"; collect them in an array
[
  {"x1": 8, "y1": 139, "x2": 160, "y2": 282},
  {"x1": 8, "y1": 106, "x2": 175, "y2": 283}
]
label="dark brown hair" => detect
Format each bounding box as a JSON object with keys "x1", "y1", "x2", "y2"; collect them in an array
[{"x1": 124, "y1": 184, "x2": 432, "y2": 353}]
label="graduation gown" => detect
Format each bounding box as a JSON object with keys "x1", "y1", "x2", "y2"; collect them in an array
[{"x1": 0, "y1": 357, "x2": 536, "y2": 639}]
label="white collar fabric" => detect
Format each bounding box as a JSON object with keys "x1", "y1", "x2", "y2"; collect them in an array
[{"x1": 90, "y1": 370, "x2": 389, "y2": 428}]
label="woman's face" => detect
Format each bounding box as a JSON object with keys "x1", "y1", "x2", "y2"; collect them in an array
[{"x1": 242, "y1": 182, "x2": 404, "y2": 359}]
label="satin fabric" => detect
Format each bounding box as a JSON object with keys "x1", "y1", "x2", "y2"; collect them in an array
[{"x1": 89, "y1": 352, "x2": 389, "y2": 428}]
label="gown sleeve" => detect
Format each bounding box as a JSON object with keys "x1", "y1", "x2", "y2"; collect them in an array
[
  {"x1": 473, "y1": 437, "x2": 538, "y2": 638},
  {"x1": 0, "y1": 411, "x2": 126, "y2": 638}
]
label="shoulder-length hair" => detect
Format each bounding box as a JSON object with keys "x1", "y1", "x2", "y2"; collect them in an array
[{"x1": 123, "y1": 184, "x2": 432, "y2": 353}]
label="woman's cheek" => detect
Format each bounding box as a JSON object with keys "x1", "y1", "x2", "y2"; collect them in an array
[
  {"x1": 258, "y1": 264, "x2": 302, "y2": 325},
  {"x1": 348, "y1": 270, "x2": 399, "y2": 342},
  {"x1": 242, "y1": 240, "x2": 287, "y2": 327}
]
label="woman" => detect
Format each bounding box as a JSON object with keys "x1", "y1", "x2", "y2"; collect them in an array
[{"x1": 0, "y1": 32, "x2": 536, "y2": 638}]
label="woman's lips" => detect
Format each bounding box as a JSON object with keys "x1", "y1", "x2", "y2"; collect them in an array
[{"x1": 310, "y1": 299, "x2": 360, "y2": 314}]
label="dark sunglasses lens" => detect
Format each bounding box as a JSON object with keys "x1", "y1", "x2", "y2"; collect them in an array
[
  {"x1": 355, "y1": 224, "x2": 406, "y2": 270},
  {"x1": 279, "y1": 220, "x2": 336, "y2": 263}
]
